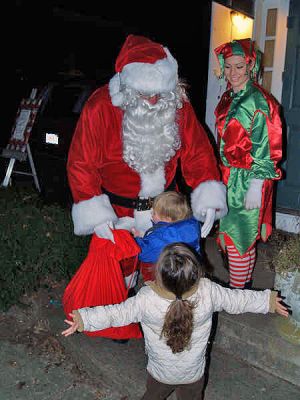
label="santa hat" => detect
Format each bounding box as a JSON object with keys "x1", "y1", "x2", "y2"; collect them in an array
[
  {"x1": 214, "y1": 38, "x2": 262, "y2": 81},
  {"x1": 109, "y1": 34, "x2": 178, "y2": 106}
]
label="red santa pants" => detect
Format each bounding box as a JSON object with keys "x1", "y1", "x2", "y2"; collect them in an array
[{"x1": 120, "y1": 259, "x2": 156, "y2": 283}]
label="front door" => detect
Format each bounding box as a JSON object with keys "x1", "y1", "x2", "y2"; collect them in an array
[{"x1": 276, "y1": 0, "x2": 300, "y2": 212}]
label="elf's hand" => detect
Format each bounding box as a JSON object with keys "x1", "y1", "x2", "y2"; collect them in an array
[{"x1": 245, "y1": 179, "x2": 264, "y2": 210}]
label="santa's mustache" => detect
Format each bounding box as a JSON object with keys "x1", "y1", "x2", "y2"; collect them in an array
[
  {"x1": 119, "y1": 84, "x2": 184, "y2": 112},
  {"x1": 128, "y1": 99, "x2": 177, "y2": 128}
]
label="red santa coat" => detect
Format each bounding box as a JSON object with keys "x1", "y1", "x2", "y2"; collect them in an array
[{"x1": 67, "y1": 85, "x2": 226, "y2": 236}]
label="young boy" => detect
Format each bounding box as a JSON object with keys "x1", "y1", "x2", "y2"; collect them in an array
[{"x1": 132, "y1": 191, "x2": 201, "y2": 281}]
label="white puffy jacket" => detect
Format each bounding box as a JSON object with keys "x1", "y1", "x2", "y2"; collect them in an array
[{"x1": 76, "y1": 278, "x2": 274, "y2": 385}]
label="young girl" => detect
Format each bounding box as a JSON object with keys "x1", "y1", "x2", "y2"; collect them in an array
[
  {"x1": 133, "y1": 191, "x2": 201, "y2": 281},
  {"x1": 62, "y1": 242, "x2": 288, "y2": 400}
]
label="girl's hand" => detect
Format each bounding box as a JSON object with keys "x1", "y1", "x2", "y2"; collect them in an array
[
  {"x1": 61, "y1": 313, "x2": 80, "y2": 337},
  {"x1": 275, "y1": 295, "x2": 290, "y2": 318}
]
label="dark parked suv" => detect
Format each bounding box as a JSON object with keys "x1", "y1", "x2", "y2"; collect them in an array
[{"x1": 30, "y1": 76, "x2": 97, "y2": 206}]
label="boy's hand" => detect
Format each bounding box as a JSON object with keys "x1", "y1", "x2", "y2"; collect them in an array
[
  {"x1": 61, "y1": 313, "x2": 80, "y2": 337},
  {"x1": 275, "y1": 295, "x2": 290, "y2": 318},
  {"x1": 132, "y1": 227, "x2": 143, "y2": 237}
]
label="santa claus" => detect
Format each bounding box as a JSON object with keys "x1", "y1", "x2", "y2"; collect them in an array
[{"x1": 67, "y1": 34, "x2": 227, "y2": 283}]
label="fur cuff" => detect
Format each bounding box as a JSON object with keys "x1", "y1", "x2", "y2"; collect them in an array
[
  {"x1": 71, "y1": 194, "x2": 118, "y2": 235},
  {"x1": 269, "y1": 290, "x2": 277, "y2": 313},
  {"x1": 191, "y1": 180, "x2": 228, "y2": 222},
  {"x1": 73, "y1": 310, "x2": 84, "y2": 332}
]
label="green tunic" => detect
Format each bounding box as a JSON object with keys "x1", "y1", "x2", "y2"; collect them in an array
[{"x1": 215, "y1": 80, "x2": 282, "y2": 255}]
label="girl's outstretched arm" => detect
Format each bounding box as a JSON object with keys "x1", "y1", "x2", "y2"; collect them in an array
[{"x1": 61, "y1": 289, "x2": 146, "y2": 335}]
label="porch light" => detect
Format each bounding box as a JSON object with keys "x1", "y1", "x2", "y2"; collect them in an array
[{"x1": 230, "y1": 11, "x2": 252, "y2": 34}]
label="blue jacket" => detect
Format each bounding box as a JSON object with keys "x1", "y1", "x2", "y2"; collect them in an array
[{"x1": 135, "y1": 217, "x2": 201, "y2": 263}]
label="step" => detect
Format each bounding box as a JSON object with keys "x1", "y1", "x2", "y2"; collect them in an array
[{"x1": 213, "y1": 311, "x2": 300, "y2": 387}]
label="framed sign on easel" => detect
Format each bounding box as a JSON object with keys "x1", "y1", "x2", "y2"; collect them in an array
[{"x1": 1, "y1": 88, "x2": 43, "y2": 191}]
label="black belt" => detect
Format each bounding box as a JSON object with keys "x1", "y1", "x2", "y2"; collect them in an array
[{"x1": 102, "y1": 177, "x2": 176, "y2": 211}]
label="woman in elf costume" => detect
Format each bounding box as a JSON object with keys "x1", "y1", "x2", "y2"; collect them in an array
[{"x1": 214, "y1": 38, "x2": 282, "y2": 289}]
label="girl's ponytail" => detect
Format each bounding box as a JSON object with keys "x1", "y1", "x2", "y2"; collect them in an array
[
  {"x1": 156, "y1": 243, "x2": 204, "y2": 353},
  {"x1": 161, "y1": 297, "x2": 196, "y2": 353}
]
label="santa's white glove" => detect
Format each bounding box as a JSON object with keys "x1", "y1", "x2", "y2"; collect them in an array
[
  {"x1": 244, "y1": 179, "x2": 264, "y2": 210},
  {"x1": 94, "y1": 221, "x2": 115, "y2": 242},
  {"x1": 201, "y1": 208, "x2": 216, "y2": 238},
  {"x1": 114, "y1": 217, "x2": 135, "y2": 231},
  {"x1": 134, "y1": 209, "x2": 153, "y2": 235}
]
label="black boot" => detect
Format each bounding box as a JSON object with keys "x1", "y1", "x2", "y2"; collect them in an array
[
  {"x1": 244, "y1": 280, "x2": 253, "y2": 289},
  {"x1": 127, "y1": 287, "x2": 136, "y2": 298}
]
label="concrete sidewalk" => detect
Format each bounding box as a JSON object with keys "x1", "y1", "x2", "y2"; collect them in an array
[
  {"x1": 1, "y1": 303, "x2": 299, "y2": 400},
  {"x1": 1, "y1": 325, "x2": 299, "y2": 400}
]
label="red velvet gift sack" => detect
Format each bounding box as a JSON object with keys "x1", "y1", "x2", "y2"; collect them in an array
[{"x1": 63, "y1": 230, "x2": 143, "y2": 339}]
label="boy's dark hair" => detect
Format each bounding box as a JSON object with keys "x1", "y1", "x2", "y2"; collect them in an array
[{"x1": 155, "y1": 242, "x2": 204, "y2": 353}]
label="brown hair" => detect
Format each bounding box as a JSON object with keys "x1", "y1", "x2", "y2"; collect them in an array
[
  {"x1": 152, "y1": 191, "x2": 191, "y2": 222},
  {"x1": 156, "y1": 243, "x2": 205, "y2": 353}
]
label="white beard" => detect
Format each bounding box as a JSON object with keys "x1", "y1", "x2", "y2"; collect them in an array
[{"x1": 121, "y1": 88, "x2": 182, "y2": 175}]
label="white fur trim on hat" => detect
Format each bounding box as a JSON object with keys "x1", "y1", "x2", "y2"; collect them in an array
[
  {"x1": 191, "y1": 180, "x2": 228, "y2": 222},
  {"x1": 109, "y1": 73, "x2": 125, "y2": 107},
  {"x1": 109, "y1": 48, "x2": 178, "y2": 106},
  {"x1": 71, "y1": 194, "x2": 118, "y2": 235}
]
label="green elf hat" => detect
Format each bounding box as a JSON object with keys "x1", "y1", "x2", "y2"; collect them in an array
[{"x1": 214, "y1": 38, "x2": 262, "y2": 81}]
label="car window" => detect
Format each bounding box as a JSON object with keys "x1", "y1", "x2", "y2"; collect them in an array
[{"x1": 41, "y1": 84, "x2": 92, "y2": 118}]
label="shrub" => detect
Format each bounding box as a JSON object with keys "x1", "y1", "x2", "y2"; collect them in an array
[
  {"x1": 0, "y1": 186, "x2": 89, "y2": 311},
  {"x1": 269, "y1": 231, "x2": 300, "y2": 274}
]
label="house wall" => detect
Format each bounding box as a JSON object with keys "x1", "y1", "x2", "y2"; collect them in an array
[
  {"x1": 205, "y1": 1, "x2": 253, "y2": 140},
  {"x1": 253, "y1": 0, "x2": 289, "y2": 102},
  {"x1": 254, "y1": 1, "x2": 299, "y2": 233}
]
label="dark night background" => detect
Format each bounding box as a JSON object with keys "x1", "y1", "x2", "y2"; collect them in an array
[
  {"x1": 3, "y1": 1, "x2": 213, "y2": 204},
  {"x1": 10, "y1": 1, "x2": 212, "y2": 128}
]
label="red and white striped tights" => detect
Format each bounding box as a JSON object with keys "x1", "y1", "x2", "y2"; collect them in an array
[{"x1": 226, "y1": 245, "x2": 256, "y2": 288}]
